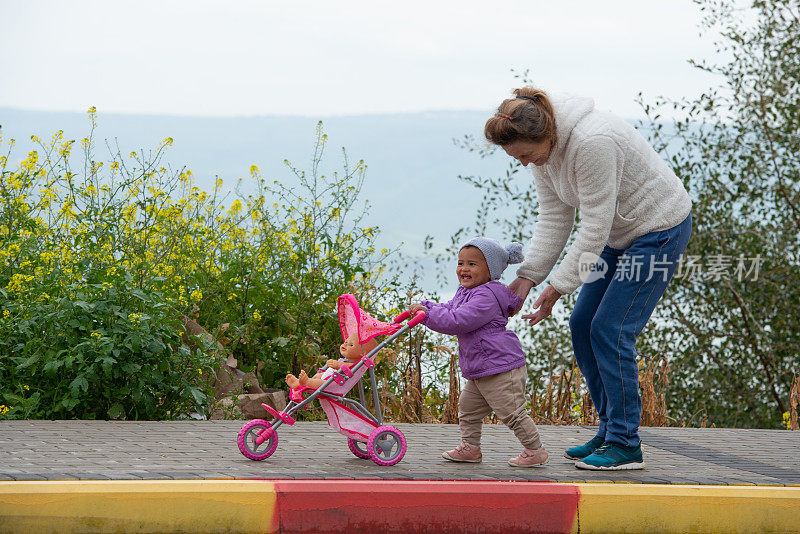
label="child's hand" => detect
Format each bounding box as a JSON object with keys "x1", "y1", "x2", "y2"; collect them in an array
[
  {"x1": 407, "y1": 303, "x2": 427, "y2": 315},
  {"x1": 326, "y1": 359, "x2": 342, "y2": 369}
]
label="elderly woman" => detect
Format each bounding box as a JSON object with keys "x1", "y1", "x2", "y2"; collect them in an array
[{"x1": 485, "y1": 87, "x2": 692, "y2": 470}]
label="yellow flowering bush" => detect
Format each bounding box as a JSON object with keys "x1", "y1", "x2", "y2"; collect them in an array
[
  {"x1": 0, "y1": 112, "x2": 217, "y2": 419},
  {"x1": 0, "y1": 115, "x2": 401, "y2": 419}
]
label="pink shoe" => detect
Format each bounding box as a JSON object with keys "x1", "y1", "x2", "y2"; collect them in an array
[
  {"x1": 508, "y1": 446, "x2": 549, "y2": 468},
  {"x1": 442, "y1": 442, "x2": 482, "y2": 463}
]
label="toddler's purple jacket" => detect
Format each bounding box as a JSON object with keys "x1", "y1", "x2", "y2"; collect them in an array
[{"x1": 421, "y1": 281, "x2": 525, "y2": 380}]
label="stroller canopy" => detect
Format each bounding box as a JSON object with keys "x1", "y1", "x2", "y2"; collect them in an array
[{"x1": 337, "y1": 294, "x2": 402, "y2": 343}]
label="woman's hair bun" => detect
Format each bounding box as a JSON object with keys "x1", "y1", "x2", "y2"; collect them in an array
[
  {"x1": 485, "y1": 86, "x2": 557, "y2": 148},
  {"x1": 506, "y1": 242, "x2": 524, "y2": 264}
]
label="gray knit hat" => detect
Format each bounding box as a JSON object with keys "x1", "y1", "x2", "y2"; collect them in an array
[{"x1": 462, "y1": 237, "x2": 524, "y2": 281}]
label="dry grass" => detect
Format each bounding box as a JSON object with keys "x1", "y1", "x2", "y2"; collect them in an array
[
  {"x1": 383, "y1": 331, "x2": 454, "y2": 424},
  {"x1": 790, "y1": 372, "x2": 800, "y2": 431},
  {"x1": 530, "y1": 365, "x2": 597, "y2": 425},
  {"x1": 580, "y1": 389, "x2": 598, "y2": 426},
  {"x1": 640, "y1": 356, "x2": 670, "y2": 427},
  {"x1": 397, "y1": 368, "x2": 433, "y2": 423},
  {"x1": 439, "y1": 347, "x2": 461, "y2": 424},
  {"x1": 528, "y1": 356, "x2": 671, "y2": 427}
]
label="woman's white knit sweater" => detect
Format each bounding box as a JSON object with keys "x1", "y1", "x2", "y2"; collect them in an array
[{"x1": 516, "y1": 94, "x2": 692, "y2": 295}]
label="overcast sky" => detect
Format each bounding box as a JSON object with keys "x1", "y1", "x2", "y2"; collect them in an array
[{"x1": 1, "y1": 0, "x2": 720, "y2": 119}]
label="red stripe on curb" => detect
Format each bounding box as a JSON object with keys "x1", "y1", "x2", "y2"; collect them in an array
[{"x1": 272, "y1": 480, "x2": 580, "y2": 534}]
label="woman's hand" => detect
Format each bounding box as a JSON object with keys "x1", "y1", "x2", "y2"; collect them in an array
[
  {"x1": 407, "y1": 303, "x2": 427, "y2": 315},
  {"x1": 508, "y1": 277, "x2": 535, "y2": 316},
  {"x1": 521, "y1": 285, "x2": 561, "y2": 326}
]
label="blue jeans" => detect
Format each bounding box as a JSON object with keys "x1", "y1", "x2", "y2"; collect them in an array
[{"x1": 569, "y1": 213, "x2": 692, "y2": 447}]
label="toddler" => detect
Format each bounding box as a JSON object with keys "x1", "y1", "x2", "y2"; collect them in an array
[{"x1": 406, "y1": 237, "x2": 548, "y2": 467}]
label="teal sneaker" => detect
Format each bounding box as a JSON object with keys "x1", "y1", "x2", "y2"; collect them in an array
[
  {"x1": 574, "y1": 441, "x2": 645, "y2": 470},
  {"x1": 563, "y1": 435, "x2": 605, "y2": 460}
]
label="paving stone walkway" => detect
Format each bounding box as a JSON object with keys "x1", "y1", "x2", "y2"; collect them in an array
[{"x1": 1, "y1": 421, "x2": 798, "y2": 485}]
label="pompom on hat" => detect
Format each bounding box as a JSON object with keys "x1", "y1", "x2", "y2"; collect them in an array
[{"x1": 462, "y1": 237, "x2": 524, "y2": 281}]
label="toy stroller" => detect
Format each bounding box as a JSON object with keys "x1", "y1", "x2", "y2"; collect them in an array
[{"x1": 237, "y1": 294, "x2": 425, "y2": 466}]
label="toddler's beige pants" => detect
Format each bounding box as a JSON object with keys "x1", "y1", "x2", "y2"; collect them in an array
[{"x1": 458, "y1": 365, "x2": 542, "y2": 450}]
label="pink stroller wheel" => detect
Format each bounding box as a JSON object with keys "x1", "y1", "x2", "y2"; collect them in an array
[
  {"x1": 238, "y1": 419, "x2": 279, "y2": 461},
  {"x1": 367, "y1": 425, "x2": 406, "y2": 466},
  {"x1": 347, "y1": 438, "x2": 370, "y2": 459}
]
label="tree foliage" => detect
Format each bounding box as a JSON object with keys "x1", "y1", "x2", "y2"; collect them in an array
[{"x1": 637, "y1": 0, "x2": 800, "y2": 427}]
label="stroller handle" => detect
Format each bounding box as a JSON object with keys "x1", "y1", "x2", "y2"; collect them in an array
[{"x1": 393, "y1": 309, "x2": 426, "y2": 328}]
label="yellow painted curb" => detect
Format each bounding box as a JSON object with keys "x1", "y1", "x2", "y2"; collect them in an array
[
  {"x1": 2, "y1": 480, "x2": 799, "y2": 534},
  {"x1": 0, "y1": 480, "x2": 276, "y2": 534},
  {"x1": 574, "y1": 483, "x2": 800, "y2": 534}
]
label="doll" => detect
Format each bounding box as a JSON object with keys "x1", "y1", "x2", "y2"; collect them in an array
[{"x1": 285, "y1": 332, "x2": 377, "y2": 389}]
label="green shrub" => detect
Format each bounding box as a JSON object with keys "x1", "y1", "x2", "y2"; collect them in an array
[{"x1": 0, "y1": 283, "x2": 214, "y2": 419}]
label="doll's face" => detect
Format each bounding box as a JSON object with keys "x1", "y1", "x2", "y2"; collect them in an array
[{"x1": 339, "y1": 333, "x2": 376, "y2": 362}]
